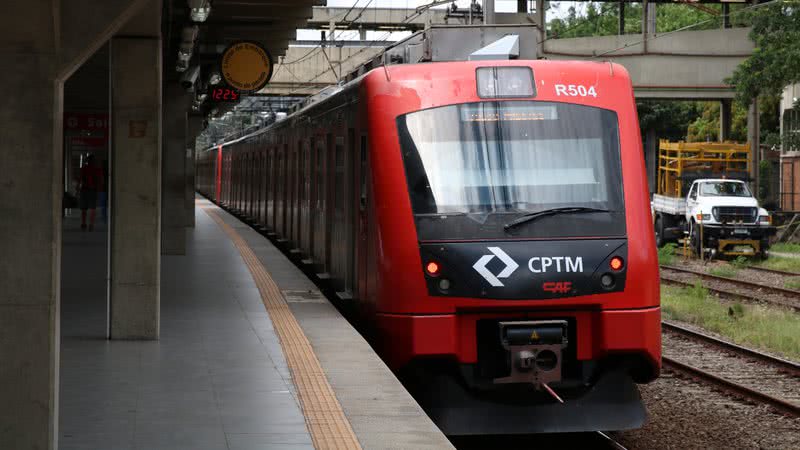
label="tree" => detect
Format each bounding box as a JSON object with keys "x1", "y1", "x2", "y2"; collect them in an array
[{"x1": 727, "y1": 3, "x2": 800, "y2": 105}]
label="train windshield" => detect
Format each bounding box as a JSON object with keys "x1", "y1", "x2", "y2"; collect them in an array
[{"x1": 397, "y1": 101, "x2": 625, "y2": 240}]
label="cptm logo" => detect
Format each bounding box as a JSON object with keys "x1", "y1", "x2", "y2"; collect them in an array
[{"x1": 473, "y1": 247, "x2": 519, "y2": 287}]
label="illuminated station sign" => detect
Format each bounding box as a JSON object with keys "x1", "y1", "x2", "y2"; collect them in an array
[{"x1": 209, "y1": 86, "x2": 240, "y2": 102}]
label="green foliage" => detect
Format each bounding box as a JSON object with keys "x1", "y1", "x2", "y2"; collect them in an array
[
  {"x1": 637, "y1": 101, "x2": 699, "y2": 142},
  {"x1": 731, "y1": 256, "x2": 749, "y2": 269},
  {"x1": 657, "y1": 243, "x2": 678, "y2": 266},
  {"x1": 784, "y1": 278, "x2": 800, "y2": 290},
  {"x1": 727, "y1": 4, "x2": 800, "y2": 105},
  {"x1": 709, "y1": 265, "x2": 738, "y2": 278},
  {"x1": 754, "y1": 255, "x2": 800, "y2": 272},
  {"x1": 546, "y1": 2, "x2": 750, "y2": 39},
  {"x1": 771, "y1": 242, "x2": 800, "y2": 254},
  {"x1": 548, "y1": 2, "x2": 642, "y2": 38},
  {"x1": 661, "y1": 284, "x2": 800, "y2": 359}
]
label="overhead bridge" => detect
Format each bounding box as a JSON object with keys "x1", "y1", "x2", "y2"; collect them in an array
[{"x1": 263, "y1": 25, "x2": 753, "y2": 100}]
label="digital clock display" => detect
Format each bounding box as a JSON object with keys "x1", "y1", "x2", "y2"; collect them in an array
[{"x1": 209, "y1": 87, "x2": 240, "y2": 102}]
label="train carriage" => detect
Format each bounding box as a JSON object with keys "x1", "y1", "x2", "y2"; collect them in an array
[{"x1": 197, "y1": 57, "x2": 661, "y2": 435}]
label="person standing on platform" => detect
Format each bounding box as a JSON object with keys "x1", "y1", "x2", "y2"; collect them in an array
[{"x1": 78, "y1": 154, "x2": 104, "y2": 231}]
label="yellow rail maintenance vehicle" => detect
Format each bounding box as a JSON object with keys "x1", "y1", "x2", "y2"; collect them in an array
[{"x1": 651, "y1": 140, "x2": 775, "y2": 258}]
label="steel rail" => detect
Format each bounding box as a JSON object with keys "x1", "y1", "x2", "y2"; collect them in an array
[
  {"x1": 662, "y1": 357, "x2": 800, "y2": 418},
  {"x1": 663, "y1": 321, "x2": 800, "y2": 375},
  {"x1": 595, "y1": 431, "x2": 628, "y2": 450},
  {"x1": 744, "y1": 265, "x2": 800, "y2": 277},
  {"x1": 661, "y1": 265, "x2": 800, "y2": 298},
  {"x1": 659, "y1": 274, "x2": 800, "y2": 313}
]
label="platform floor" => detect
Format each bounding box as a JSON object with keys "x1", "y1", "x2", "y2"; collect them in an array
[
  {"x1": 59, "y1": 200, "x2": 451, "y2": 450},
  {"x1": 60, "y1": 208, "x2": 313, "y2": 449}
]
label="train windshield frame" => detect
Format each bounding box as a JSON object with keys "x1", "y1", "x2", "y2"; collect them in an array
[{"x1": 396, "y1": 101, "x2": 626, "y2": 241}]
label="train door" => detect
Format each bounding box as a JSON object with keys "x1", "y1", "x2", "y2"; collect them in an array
[
  {"x1": 312, "y1": 138, "x2": 326, "y2": 268},
  {"x1": 288, "y1": 142, "x2": 297, "y2": 245},
  {"x1": 232, "y1": 154, "x2": 238, "y2": 210},
  {"x1": 331, "y1": 135, "x2": 349, "y2": 294},
  {"x1": 247, "y1": 151, "x2": 254, "y2": 218},
  {"x1": 224, "y1": 152, "x2": 230, "y2": 205},
  {"x1": 266, "y1": 146, "x2": 274, "y2": 230},
  {"x1": 237, "y1": 153, "x2": 243, "y2": 212},
  {"x1": 323, "y1": 133, "x2": 335, "y2": 275},
  {"x1": 255, "y1": 152, "x2": 261, "y2": 225},
  {"x1": 245, "y1": 152, "x2": 251, "y2": 217},
  {"x1": 345, "y1": 128, "x2": 356, "y2": 296},
  {"x1": 292, "y1": 140, "x2": 302, "y2": 247},
  {"x1": 281, "y1": 143, "x2": 289, "y2": 237},
  {"x1": 250, "y1": 150, "x2": 256, "y2": 219},
  {"x1": 300, "y1": 140, "x2": 312, "y2": 257},
  {"x1": 357, "y1": 134, "x2": 369, "y2": 303},
  {"x1": 266, "y1": 139, "x2": 270, "y2": 229},
  {"x1": 274, "y1": 145, "x2": 283, "y2": 234}
]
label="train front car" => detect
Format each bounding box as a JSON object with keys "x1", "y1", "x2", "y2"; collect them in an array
[{"x1": 364, "y1": 61, "x2": 660, "y2": 434}]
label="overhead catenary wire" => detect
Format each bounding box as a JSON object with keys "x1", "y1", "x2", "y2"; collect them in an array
[
  {"x1": 286, "y1": 2, "x2": 439, "y2": 91},
  {"x1": 279, "y1": 0, "x2": 377, "y2": 66}
]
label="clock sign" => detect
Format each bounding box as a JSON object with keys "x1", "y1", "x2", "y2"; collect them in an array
[{"x1": 209, "y1": 87, "x2": 240, "y2": 102}]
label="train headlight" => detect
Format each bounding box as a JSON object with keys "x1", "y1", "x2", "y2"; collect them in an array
[
  {"x1": 438, "y1": 279, "x2": 451, "y2": 291},
  {"x1": 425, "y1": 261, "x2": 441, "y2": 276},
  {"x1": 609, "y1": 256, "x2": 624, "y2": 271},
  {"x1": 476, "y1": 67, "x2": 535, "y2": 98}
]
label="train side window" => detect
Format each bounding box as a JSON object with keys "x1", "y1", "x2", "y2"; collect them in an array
[{"x1": 360, "y1": 135, "x2": 367, "y2": 211}]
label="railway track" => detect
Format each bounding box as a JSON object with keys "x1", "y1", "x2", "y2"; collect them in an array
[
  {"x1": 662, "y1": 321, "x2": 800, "y2": 418},
  {"x1": 661, "y1": 264, "x2": 800, "y2": 297},
  {"x1": 745, "y1": 265, "x2": 800, "y2": 277},
  {"x1": 660, "y1": 265, "x2": 800, "y2": 313}
]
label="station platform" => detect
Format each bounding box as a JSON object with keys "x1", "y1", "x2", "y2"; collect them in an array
[{"x1": 59, "y1": 198, "x2": 453, "y2": 450}]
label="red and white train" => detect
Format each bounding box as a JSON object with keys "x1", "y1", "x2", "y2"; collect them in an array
[{"x1": 197, "y1": 59, "x2": 661, "y2": 434}]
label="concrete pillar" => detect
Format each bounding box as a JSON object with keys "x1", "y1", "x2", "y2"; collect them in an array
[
  {"x1": 642, "y1": 0, "x2": 657, "y2": 52},
  {"x1": 109, "y1": 36, "x2": 161, "y2": 339},
  {"x1": 186, "y1": 116, "x2": 204, "y2": 227},
  {"x1": 0, "y1": 12, "x2": 60, "y2": 450},
  {"x1": 0, "y1": 0, "x2": 151, "y2": 447},
  {"x1": 484, "y1": 0, "x2": 495, "y2": 25},
  {"x1": 722, "y1": 4, "x2": 731, "y2": 29},
  {"x1": 647, "y1": 2, "x2": 657, "y2": 36},
  {"x1": 359, "y1": 28, "x2": 367, "y2": 41},
  {"x1": 645, "y1": 128, "x2": 658, "y2": 194},
  {"x1": 162, "y1": 83, "x2": 188, "y2": 254},
  {"x1": 535, "y1": 0, "x2": 545, "y2": 55},
  {"x1": 720, "y1": 99, "x2": 732, "y2": 142},
  {"x1": 748, "y1": 99, "x2": 761, "y2": 196}
]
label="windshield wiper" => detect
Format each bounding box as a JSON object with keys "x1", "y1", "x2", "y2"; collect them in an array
[{"x1": 503, "y1": 207, "x2": 610, "y2": 231}]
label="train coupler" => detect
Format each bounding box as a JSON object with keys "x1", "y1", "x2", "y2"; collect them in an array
[{"x1": 493, "y1": 320, "x2": 569, "y2": 390}]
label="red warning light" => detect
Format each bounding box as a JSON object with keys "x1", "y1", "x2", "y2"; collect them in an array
[
  {"x1": 609, "y1": 257, "x2": 624, "y2": 271},
  {"x1": 426, "y1": 261, "x2": 441, "y2": 276}
]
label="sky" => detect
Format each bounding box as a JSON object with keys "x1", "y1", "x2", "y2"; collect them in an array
[{"x1": 294, "y1": 0, "x2": 581, "y2": 42}]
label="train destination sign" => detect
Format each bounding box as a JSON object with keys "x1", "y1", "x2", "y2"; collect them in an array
[{"x1": 221, "y1": 41, "x2": 273, "y2": 92}]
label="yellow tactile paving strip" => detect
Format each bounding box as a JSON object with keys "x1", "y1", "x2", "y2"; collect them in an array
[{"x1": 204, "y1": 207, "x2": 363, "y2": 450}]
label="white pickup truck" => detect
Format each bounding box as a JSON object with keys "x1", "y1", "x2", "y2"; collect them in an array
[{"x1": 652, "y1": 179, "x2": 775, "y2": 257}]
